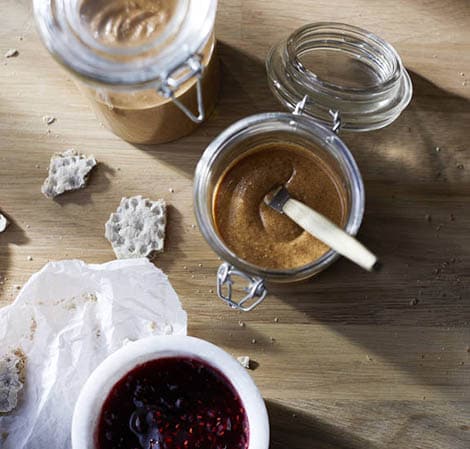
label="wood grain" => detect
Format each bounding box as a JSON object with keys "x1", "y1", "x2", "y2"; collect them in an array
[{"x1": 1, "y1": 0, "x2": 470, "y2": 448}]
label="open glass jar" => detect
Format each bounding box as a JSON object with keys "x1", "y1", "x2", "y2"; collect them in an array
[
  {"x1": 194, "y1": 23, "x2": 412, "y2": 311},
  {"x1": 34, "y1": 0, "x2": 219, "y2": 144}
]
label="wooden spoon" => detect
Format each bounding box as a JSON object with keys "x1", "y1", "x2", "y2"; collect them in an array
[{"x1": 264, "y1": 186, "x2": 380, "y2": 272}]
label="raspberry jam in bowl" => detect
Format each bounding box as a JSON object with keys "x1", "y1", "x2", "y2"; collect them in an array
[{"x1": 72, "y1": 336, "x2": 269, "y2": 449}]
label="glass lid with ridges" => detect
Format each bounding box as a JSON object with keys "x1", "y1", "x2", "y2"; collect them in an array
[{"x1": 266, "y1": 22, "x2": 413, "y2": 132}]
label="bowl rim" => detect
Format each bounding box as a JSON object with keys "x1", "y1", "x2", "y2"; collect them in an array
[{"x1": 71, "y1": 335, "x2": 270, "y2": 449}]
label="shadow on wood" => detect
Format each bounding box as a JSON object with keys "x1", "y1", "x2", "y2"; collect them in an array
[
  {"x1": 133, "y1": 40, "x2": 277, "y2": 178},
  {"x1": 267, "y1": 400, "x2": 375, "y2": 449}
]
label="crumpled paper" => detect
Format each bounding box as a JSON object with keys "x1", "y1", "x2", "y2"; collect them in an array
[{"x1": 0, "y1": 259, "x2": 187, "y2": 449}]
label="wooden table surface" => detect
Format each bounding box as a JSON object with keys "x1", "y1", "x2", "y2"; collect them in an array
[{"x1": 1, "y1": 0, "x2": 470, "y2": 448}]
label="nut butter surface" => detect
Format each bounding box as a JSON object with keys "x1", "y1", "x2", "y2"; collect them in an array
[
  {"x1": 80, "y1": 0, "x2": 178, "y2": 46},
  {"x1": 213, "y1": 143, "x2": 347, "y2": 270}
]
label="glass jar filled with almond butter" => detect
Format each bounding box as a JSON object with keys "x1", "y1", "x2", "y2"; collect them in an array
[
  {"x1": 194, "y1": 23, "x2": 413, "y2": 311},
  {"x1": 34, "y1": 0, "x2": 219, "y2": 144}
]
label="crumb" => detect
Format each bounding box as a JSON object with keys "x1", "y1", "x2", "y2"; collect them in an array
[
  {"x1": 191, "y1": 274, "x2": 195, "y2": 279},
  {"x1": 183, "y1": 266, "x2": 187, "y2": 270},
  {"x1": 457, "y1": 164, "x2": 464, "y2": 169},
  {"x1": 0, "y1": 214, "x2": 8, "y2": 233},
  {"x1": 409, "y1": 298, "x2": 419, "y2": 306},
  {"x1": 274, "y1": 317, "x2": 279, "y2": 323},
  {"x1": 209, "y1": 289, "x2": 214, "y2": 294},
  {"x1": 168, "y1": 188, "x2": 174, "y2": 193},
  {"x1": 435, "y1": 146, "x2": 440, "y2": 152},
  {"x1": 237, "y1": 356, "x2": 250, "y2": 369},
  {"x1": 460, "y1": 361, "x2": 465, "y2": 366},
  {"x1": 42, "y1": 115, "x2": 56, "y2": 125},
  {"x1": 238, "y1": 320, "x2": 245, "y2": 327},
  {"x1": 191, "y1": 224, "x2": 196, "y2": 229},
  {"x1": 198, "y1": 263, "x2": 203, "y2": 268},
  {"x1": 366, "y1": 355, "x2": 373, "y2": 361},
  {"x1": 27, "y1": 256, "x2": 33, "y2": 261},
  {"x1": 84, "y1": 293, "x2": 98, "y2": 302},
  {"x1": 14, "y1": 284, "x2": 21, "y2": 290},
  {"x1": 435, "y1": 225, "x2": 442, "y2": 232},
  {"x1": 35, "y1": 164, "x2": 40, "y2": 168},
  {"x1": 29, "y1": 317, "x2": 37, "y2": 340},
  {"x1": 270, "y1": 337, "x2": 276, "y2": 343},
  {"x1": 4, "y1": 48, "x2": 18, "y2": 58},
  {"x1": 292, "y1": 413, "x2": 297, "y2": 418},
  {"x1": 460, "y1": 72, "x2": 465, "y2": 76},
  {"x1": 251, "y1": 338, "x2": 256, "y2": 344}
]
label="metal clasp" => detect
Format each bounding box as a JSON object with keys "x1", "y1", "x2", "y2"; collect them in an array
[
  {"x1": 293, "y1": 95, "x2": 342, "y2": 134},
  {"x1": 216, "y1": 263, "x2": 268, "y2": 312},
  {"x1": 158, "y1": 54, "x2": 205, "y2": 124}
]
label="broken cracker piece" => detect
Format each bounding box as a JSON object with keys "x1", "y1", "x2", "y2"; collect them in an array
[
  {"x1": 41, "y1": 149, "x2": 97, "y2": 198},
  {"x1": 237, "y1": 356, "x2": 251, "y2": 369},
  {"x1": 0, "y1": 349, "x2": 26, "y2": 414},
  {"x1": 0, "y1": 213, "x2": 8, "y2": 233},
  {"x1": 4, "y1": 49, "x2": 18, "y2": 58},
  {"x1": 105, "y1": 196, "x2": 167, "y2": 259}
]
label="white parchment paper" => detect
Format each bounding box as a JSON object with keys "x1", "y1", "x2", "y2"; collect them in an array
[{"x1": 0, "y1": 259, "x2": 187, "y2": 449}]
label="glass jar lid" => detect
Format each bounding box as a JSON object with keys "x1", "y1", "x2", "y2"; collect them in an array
[
  {"x1": 34, "y1": 0, "x2": 217, "y2": 88},
  {"x1": 266, "y1": 22, "x2": 413, "y2": 132}
]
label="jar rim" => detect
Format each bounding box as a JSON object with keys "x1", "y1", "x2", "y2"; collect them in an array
[
  {"x1": 33, "y1": 0, "x2": 217, "y2": 88},
  {"x1": 266, "y1": 22, "x2": 413, "y2": 132},
  {"x1": 194, "y1": 112, "x2": 365, "y2": 282}
]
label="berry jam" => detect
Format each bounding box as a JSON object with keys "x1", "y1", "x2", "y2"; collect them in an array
[{"x1": 97, "y1": 357, "x2": 249, "y2": 449}]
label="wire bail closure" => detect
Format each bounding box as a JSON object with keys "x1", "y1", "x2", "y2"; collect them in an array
[
  {"x1": 158, "y1": 54, "x2": 206, "y2": 124},
  {"x1": 293, "y1": 95, "x2": 342, "y2": 134},
  {"x1": 216, "y1": 263, "x2": 268, "y2": 312}
]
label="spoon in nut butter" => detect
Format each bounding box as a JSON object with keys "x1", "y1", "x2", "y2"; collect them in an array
[{"x1": 264, "y1": 186, "x2": 380, "y2": 272}]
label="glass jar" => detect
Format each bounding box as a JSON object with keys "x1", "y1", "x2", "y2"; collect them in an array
[
  {"x1": 194, "y1": 113, "x2": 365, "y2": 311},
  {"x1": 34, "y1": 0, "x2": 219, "y2": 144},
  {"x1": 194, "y1": 23, "x2": 412, "y2": 311}
]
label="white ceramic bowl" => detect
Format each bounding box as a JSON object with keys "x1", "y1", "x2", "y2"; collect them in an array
[{"x1": 72, "y1": 335, "x2": 270, "y2": 449}]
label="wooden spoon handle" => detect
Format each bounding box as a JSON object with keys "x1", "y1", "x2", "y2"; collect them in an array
[{"x1": 283, "y1": 198, "x2": 378, "y2": 271}]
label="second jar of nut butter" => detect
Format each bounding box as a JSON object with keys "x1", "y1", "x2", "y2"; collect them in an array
[
  {"x1": 34, "y1": 0, "x2": 219, "y2": 144},
  {"x1": 194, "y1": 23, "x2": 413, "y2": 311}
]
